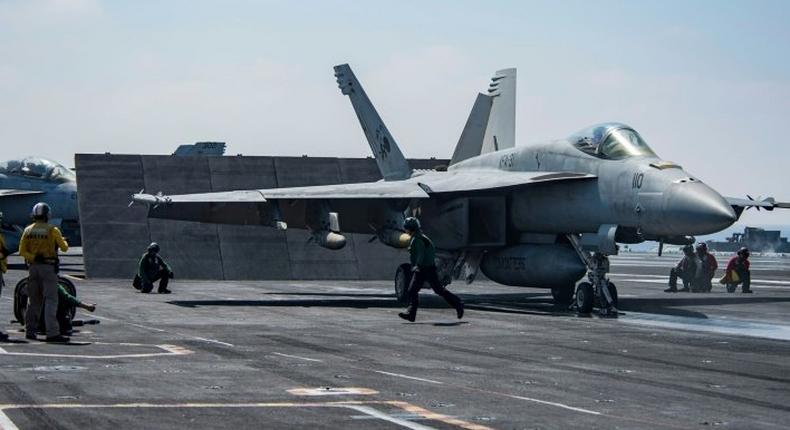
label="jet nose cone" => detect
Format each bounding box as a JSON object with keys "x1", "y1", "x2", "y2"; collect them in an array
[{"x1": 666, "y1": 183, "x2": 736, "y2": 235}]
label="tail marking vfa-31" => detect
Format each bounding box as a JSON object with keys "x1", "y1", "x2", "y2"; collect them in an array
[{"x1": 133, "y1": 64, "x2": 789, "y2": 315}]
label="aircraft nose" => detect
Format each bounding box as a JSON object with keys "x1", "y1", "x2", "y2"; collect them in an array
[{"x1": 665, "y1": 183, "x2": 736, "y2": 235}]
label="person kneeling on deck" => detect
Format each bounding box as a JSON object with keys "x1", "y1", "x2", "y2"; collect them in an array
[
  {"x1": 398, "y1": 217, "x2": 464, "y2": 322},
  {"x1": 694, "y1": 243, "x2": 718, "y2": 293},
  {"x1": 19, "y1": 203, "x2": 70, "y2": 342},
  {"x1": 666, "y1": 245, "x2": 697, "y2": 293},
  {"x1": 133, "y1": 242, "x2": 173, "y2": 294},
  {"x1": 722, "y1": 247, "x2": 752, "y2": 294},
  {"x1": 55, "y1": 285, "x2": 96, "y2": 336}
]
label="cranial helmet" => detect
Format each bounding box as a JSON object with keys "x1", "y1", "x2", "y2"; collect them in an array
[
  {"x1": 147, "y1": 242, "x2": 160, "y2": 253},
  {"x1": 31, "y1": 202, "x2": 51, "y2": 219},
  {"x1": 738, "y1": 246, "x2": 750, "y2": 257},
  {"x1": 696, "y1": 242, "x2": 708, "y2": 252},
  {"x1": 403, "y1": 217, "x2": 421, "y2": 232}
]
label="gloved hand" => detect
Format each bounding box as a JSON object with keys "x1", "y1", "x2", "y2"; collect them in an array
[
  {"x1": 34, "y1": 254, "x2": 46, "y2": 263},
  {"x1": 168, "y1": 271, "x2": 175, "y2": 279}
]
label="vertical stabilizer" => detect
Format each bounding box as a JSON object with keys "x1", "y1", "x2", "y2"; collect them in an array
[
  {"x1": 450, "y1": 93, "x2": 493, "y2": 165},
  {"x1": 334, "y1": 64, "x2": 411, "y2": 181},
  {"x1": 481, "y1": 68, "x2": 516, "y2": 154}
]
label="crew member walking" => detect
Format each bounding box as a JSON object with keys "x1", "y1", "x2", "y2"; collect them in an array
[
  {"x1": 19, "y1": 203, "x2": 70, "y2": 342},
  {"x1": 398, "y1": 217, "x2": 464, "y2": 322},
  {"x1": 724, "y1": 247, "x2": 752, "y2": 293},
  {"x1": 134, "y1": 242, "x2": 173, "y2": 294}
]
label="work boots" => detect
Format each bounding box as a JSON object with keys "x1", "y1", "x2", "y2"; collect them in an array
[
  {"x1": 398, "y1": 312, "x2": 416, "y2": 322},
  {"x1": 664, "y1": 286, "x2": 677, "y2": 293},
  {"x1": 456, "y1": 302, "x2": 464, "y2": 319}
]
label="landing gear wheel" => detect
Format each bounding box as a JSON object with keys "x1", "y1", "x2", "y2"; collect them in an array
[
  {"x1": 394, "y1": 263, "x2": 412, "y2": 305},
  {"x1": 575, "y1": 282, "x2": 594, "y2": 314},
  {"x1": 14, "y1": 276, "x2": 77, "y2": 325},
  {"x1": 551, "y1": 284, "x2": 575, "y2": 305}
]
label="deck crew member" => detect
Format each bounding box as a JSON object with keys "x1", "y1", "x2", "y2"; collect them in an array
[
  {"x1": 695, "y1": 243, "x2": 718, "y2": 292},
  {"x1": 19, "y1": 203, "x2": 70, "y2": 342},
  {"x1": 134, "y1": 242, "x2": 173, "y2": 294},
  {"x1": 666, "y1": 244, "x2": 697, "y2": 293},
  {"x1": 398, "y1": 217, "x2": 464, "y2": 322},
  {"x1": 724, "y1": 247, "x2": 752, "y2": 293}
]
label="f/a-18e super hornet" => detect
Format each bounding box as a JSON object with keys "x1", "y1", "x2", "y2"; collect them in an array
[
  {"x1": 133, "y1": 64, "x2": 789, "y2": 314},
  {"x1": 0, "y1": 157, "x2": 81, "y2": 252}
]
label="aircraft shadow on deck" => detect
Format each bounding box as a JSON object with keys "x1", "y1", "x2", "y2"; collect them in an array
[{"x1": 167, "y1": 290, "x2": 790, "y2": 320}]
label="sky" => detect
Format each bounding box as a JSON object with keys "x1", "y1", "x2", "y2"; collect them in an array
[{"x1": 1, "y1": 0, "x2": 789, "y2": 226}]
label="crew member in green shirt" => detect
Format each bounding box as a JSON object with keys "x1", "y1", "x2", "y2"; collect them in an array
[
  {"x1": 398, "y1": 217, "x2": 464, "y2": 322},
  {"x1": 134, "y1": 242, "x2": 173, "y2": 294}
]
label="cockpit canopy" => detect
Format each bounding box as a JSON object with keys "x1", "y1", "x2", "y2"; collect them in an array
[
  {"x1": 0, "y1": 157, "x2": 76, "y2": 183},
  {"x1": 570, "y1": 123, "x2": 657, "y2": 160}
]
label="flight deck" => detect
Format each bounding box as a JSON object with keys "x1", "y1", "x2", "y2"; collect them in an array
[{"x1": 0, "y1": 251, "x2": 789, "y2": 429}]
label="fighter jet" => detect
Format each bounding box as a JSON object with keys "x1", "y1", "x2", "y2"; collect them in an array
[
  {"x1": 0, "y1": 157, "x2": 81, "y2": 252},
  {"x1": 132, "y1": 64, "x2": 789, "y2": 314}
]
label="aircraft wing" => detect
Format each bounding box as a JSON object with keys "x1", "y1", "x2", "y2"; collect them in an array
[
  {"x1": 133, "y1": 170, "x2": 595, "y2": 231},
  {"x1": 416, "y1": 171, "x2": 595, "y2": 194},
  {"x1": 0, "y1": 189, "x2": 45, "y2": 198}
]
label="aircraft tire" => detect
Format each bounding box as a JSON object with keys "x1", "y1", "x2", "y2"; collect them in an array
[
  {"x1": 575, "y1": 282, "x2": 594, "y2": 314},
  {"x1": 394, "y1": 263, "x2": 412, "y2": 305},
  {"x1": 551, "y1": 284, "x2": 575, "y2": 305},
  {"x1": 14, "y1": 276, "x2": 77, "y2": 325}
]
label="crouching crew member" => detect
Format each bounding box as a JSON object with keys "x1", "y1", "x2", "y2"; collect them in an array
[
  {"x1": 724, "y1": 247, "x2": 752, "y2": 293},
  {"x1": 398, "y1": 217, "x2": 464, "y2": 322},
  {"x1": 19, "y1": 203, "x2": 70, "y2": 342},
  {"x1": 56, "y1": 285, "x2": 96, "y2": 336},
  {"x1": 695, "y1": 243, "x2": 717, "y2": 293},
  {"x1": 666, "y1": 245, "x2": 697, "y2": 293},
  {"x1": 134, "y1": 242, "x2": 173, "y2": 294}
]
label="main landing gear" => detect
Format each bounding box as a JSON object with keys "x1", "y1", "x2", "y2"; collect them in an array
[{"x1": 566, "y1": 235, "x2": 619, "y2": 317}]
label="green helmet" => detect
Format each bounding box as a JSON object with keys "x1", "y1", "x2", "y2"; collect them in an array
[{"x1": 403, "y1": 217, "x2": 421, "y2": 232}]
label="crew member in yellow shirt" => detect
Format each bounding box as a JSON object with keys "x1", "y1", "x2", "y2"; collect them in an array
[{"x1": 18, "y1": 203, "x2": 70, "y2": 342}]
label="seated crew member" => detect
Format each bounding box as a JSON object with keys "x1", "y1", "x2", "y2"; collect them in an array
[
  {"x1": 134, "y1": 242, "x2": 173, "y2": 294},
  {"x1": 724, "y1": 247, "x2": 752, "y2": 294},
  {"x1": 398, "y1": 217, "x2": 464, "y2": 322},
  {"x1": 695, "y1": 243, "x2": 718, "y2": 292},
  {"x1": 666, "y1": 244, "x2": 697, "y2": 293}
]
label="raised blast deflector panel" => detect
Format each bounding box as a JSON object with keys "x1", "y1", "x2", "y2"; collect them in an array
[{"x1": 480, "y1": 244, "x2": 586, "y2": 288}]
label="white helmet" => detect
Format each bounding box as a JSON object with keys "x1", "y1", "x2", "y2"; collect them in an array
[{"x1": 31, "y1": 202, "x2": 51, "y2": 219}]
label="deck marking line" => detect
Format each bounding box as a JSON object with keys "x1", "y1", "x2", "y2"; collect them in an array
[
  {"x1": 0, "y1": 409, "x2": 20, "y2": 430},
  {"x1": 272, "y1": 352, "x2": 322, "y2": 362},
  {"x1": 339, "y1": 405, "x2": 438, "y2": 430},
  {"x1": 373, "y1": 370, "x2": 444, "y2": 385}
]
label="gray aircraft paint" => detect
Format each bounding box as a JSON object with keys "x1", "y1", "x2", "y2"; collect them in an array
[
  {"x1": 134, "y1": 64, "x2": 787, "y2": 291},
  {"x1": 0, "y1": 157, "x2": 80, "y2": 252}
]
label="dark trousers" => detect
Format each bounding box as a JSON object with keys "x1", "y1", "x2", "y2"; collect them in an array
[
  {"x1": 726, "y1": 269, "x2": 751, "y2": 292},
  {"x1": 141, "y1": 270, "x2": 170, "y2": 293},
  {"x1": 405, "y1": 266, "x2": 461, "y2": 317},
  {"x1": 669, "y1": 268, "x2": 693, "y2": 290}
]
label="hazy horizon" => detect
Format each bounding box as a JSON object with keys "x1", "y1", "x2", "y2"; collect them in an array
[{"x1": 2, "y1": 0, "x2": 789, "y2": 226}]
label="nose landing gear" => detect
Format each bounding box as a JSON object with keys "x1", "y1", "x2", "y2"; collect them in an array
[{"x1": 567, "y1": 235, "x2": 619, "y2": 316}]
